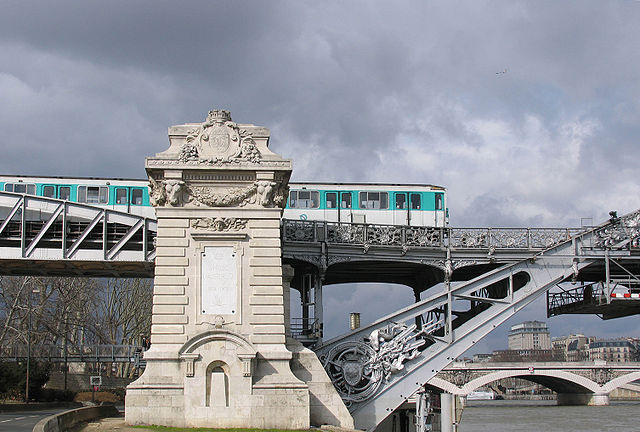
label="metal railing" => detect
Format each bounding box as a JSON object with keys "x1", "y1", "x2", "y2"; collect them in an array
[
  {"x1": 282, "y1": 219, "x2": 584, "y2": 251},
  {"x1": 0, "y1": 344, "x2": 145, "y2": 365}
]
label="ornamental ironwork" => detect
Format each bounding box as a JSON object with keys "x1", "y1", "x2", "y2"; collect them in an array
[
  {"x1": 321, "y1": 321, "x2": 440, "y2": 406},
  {"x1": 282, "y1": 220, "x2": 587, "y2": 251},
  {"x1": 594, "y1": 210, "x2": 640, "y2": 249}
]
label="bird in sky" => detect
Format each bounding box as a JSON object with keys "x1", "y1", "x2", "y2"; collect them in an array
[{"x1": 496, "y1": 69, "x2": 508, "y2": 75}]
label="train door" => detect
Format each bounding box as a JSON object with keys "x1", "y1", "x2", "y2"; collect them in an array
[
  {"x1": 434, "y1": 192, "x2": 445, "y2": 227},
  {"x1": 324, "y1": 191, "x2": 339, "y2": 222},
  {"x1": 339, "y1": 191, "x2": 353, "y2": 223},
  {"x1": 42, "y1": 184, "x2": 73, "y2": 201},
  {"x1": 393, "y1": 192, "x2": 409, "y2": 225},
  {"x1": 114, "y1": 186, "x2": 131, "y2": 213},
  {"x1": 409, "y1": 193, "x2": 422, "y2": 226}
]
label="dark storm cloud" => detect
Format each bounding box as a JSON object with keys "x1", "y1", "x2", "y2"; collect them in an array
[{"x1": 2, "y1": 0, "x2": 640, "y2": 346}]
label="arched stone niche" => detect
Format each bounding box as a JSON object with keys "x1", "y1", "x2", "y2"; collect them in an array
[{"x1": 179, "y1": 330, "x2": 257, "y2": 423}]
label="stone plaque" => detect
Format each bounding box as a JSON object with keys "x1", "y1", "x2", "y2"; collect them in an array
[{"x1": 201, "y1": 246, "x2": 237, "y2": 315}]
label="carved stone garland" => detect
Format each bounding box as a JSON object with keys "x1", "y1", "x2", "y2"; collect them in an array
[{"x1": 148, "y1": 178, "x2": 287, "y2": 209}]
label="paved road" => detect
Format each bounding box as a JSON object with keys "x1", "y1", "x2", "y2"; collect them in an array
[{"x1": 0, "y1": 408, "x2": 69, "y2": 432}]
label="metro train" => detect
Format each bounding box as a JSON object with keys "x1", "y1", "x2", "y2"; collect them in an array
[{"x1": 0, "y1": 175, "x2": 448, "y2": 227}]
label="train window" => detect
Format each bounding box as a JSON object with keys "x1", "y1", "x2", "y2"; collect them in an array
[
  {"x1": 411, "y1": 194, "x2": 421, "y2": 210},
  {"x1": 43, "y1": 186, "x2": 55, "y2": 198},
  {"x1": 435, "y1": 193, "x2": 443, "y2": 210},
  {"x1": 78, "y1": 186, "x2": 108, "y2": 204},
  {"x1": 4, "y1": 183, "x2": 36, "y2": 195},
  {"x1": 131, "y1": 189, "x2": 143, "y2": 205},
  {"x1": 396, "y1": 194, "x2": 406, "y2": 209},
  {"x1": 59, "y1": 187, "x2": 71, "y2": 201},
  {"x1": 359, "y1": 192, "x2": 388, "y2": 209},
  {"x1": 326, "y1": 192, "x2": 337, "y2": 209},
  {"x1": 116, "y1": 188, "x2": 128, "y2": 204},
  {"x1": 341, "y1": 192, "x2": 352, "y2": 209},
  {"x1": 289, "y1": 190, "x2": 319, "y2": 208}
]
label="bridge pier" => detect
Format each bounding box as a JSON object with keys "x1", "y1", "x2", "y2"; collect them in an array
[
  {"x1": 440, "y1": 392, "x2": 463, "y2": 432},
  {"x1": 557, "y1": 392, "x2": 610, "y2": 406},
  {"x1": 125, "y1": 110, "x2": 352, "y2": 429}
]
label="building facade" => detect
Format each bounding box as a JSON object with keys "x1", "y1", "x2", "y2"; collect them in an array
[{"x1": 507, "y1": 321, "x2": 551, "y2": 350}]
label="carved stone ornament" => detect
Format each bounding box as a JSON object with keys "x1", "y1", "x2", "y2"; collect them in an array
[
  {"x1": 178, "y1": 110, "x2": 263, "y2": 165},
  {"x1": 191, "y1": 217, "x2": 247, "y2": 232},
  {"x1": 148, "y1": 177, "x2": 186, "y2": 207},
  {"x1": 149, "y1": 179, "x2": 287, "y2": 209}
]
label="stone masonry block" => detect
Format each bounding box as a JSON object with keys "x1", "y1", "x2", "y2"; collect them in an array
[
  {"x1": 151, "y1": 334, "x2": 188, "y2": 344},
  {"x1": 154, "y1": 276, "x2": 189, "y2": 286},
  {"x1": 248, "y1": 219, "x2": 281, "y2": 229},
  {"x1": 250, "y1": 257, "x2": 282, "y2": 267},
  {"x1": 156, "y1": 247, "x2": 187, "y2": 257},
  {"x1": 249, "y1": 315, "x2": 285, "y2": 324},
  {"x1": 158, "y1": 219, "x2": 190, "y2": 228},
  {"x1": 153, "y1": 295, "x2": 188, "y2": 305},
  {"x1": 152, "y1": 304, "x2": 185, "y2": 315},
  {"x1": 156, "y1": 257, "x2": 189, "y2": 266},
  {"x1": 251, "y1": 248, "x2": 282, "y2": 257},
  {"x1": 151, "y1": 324, "x2": 185, "y2": 334},
  {"x1": 252, "y1": 325, "x2": 285, "y2": 334},
  {"x1": 251, "y1": 334, "x2": 286, "y2": 344},
  {"x1": 250, "y1": 295, "x2": 284, "y2": 305},
  {"x1": 156, "y1": 237, "x2": 189, "y2": 247},
  {"x1": 153, "y1": 315, "x2": 188, "y2": 324},
  {"x1": 154, "y1": 286, "x2": 185, "y2": 295},
  {"x1": 252, "y1": 305, "x2": 284, "y2": 315},
  {"x1": 155, "y1": 266, "x2": 185, "y2": 276},
  {"x1": 250, "y1": 228, "x2": 280, "y2": 238},
  {"x1": 253, "y1": 267, "x2": 282, "y2": 277},
  {"x1": 249, "y1": 238, "x2": 281, "y2": 248},
  {"x1": 250, "y1": 276, "x2": 283, "y2": 286},
  {"x1": 157, "y1": 228, "x2": 187, "y2": 237},
  {"x1": 252, "y1": 286, "x2": 284, "y2": 295}
]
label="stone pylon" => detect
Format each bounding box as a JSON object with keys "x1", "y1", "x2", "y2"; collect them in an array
[{"x1": 125, "y1": 110, "x2": 309, "y2": 428}]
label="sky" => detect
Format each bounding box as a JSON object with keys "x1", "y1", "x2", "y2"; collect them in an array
[{"x1": 1, "y1": 0, "x2": 640, "y2": 353}]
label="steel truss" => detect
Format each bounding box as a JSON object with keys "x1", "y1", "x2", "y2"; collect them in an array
[
  {"x1": 0, "y1": 192, "x2": 156, "y2": 277},
  {"x1": 312, "y1": 210, "x2": 640, "y2": 431}
]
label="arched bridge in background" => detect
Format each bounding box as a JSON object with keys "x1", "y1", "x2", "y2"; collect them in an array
[
  {"x1": 430, "y1": 361, "x2": 640, "y2": 405},
  {"x1": 2, "y1": 190, "x2": 640, "y2": 430}
]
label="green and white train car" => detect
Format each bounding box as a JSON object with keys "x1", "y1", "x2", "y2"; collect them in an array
[
  {"x1": 287, "y1": 182, "x2": 447, "y2": 227},
  {"x1": 0, "y1": 175, "x2": 448, "y2": 227}
]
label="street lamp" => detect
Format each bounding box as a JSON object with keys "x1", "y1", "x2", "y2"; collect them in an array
[{"x1": 25, "y1": 287, "x2": 40, "y2": 403}]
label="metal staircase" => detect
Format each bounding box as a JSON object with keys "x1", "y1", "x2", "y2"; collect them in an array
[{"x1": 313, "y1": 210, "x2": 640, "y2": 430}]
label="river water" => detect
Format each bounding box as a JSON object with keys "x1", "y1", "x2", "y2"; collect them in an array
[{"x1": 458, "y1": 400, "x2": 640, "y2": 432}]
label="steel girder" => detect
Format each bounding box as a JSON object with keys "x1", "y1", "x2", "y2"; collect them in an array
[
  {"x1": 0, "y1": 192, "x2": 156, "y2": 277},
  {"x1": 312, "y1": 210, "x2": 640, "y2": 431}
]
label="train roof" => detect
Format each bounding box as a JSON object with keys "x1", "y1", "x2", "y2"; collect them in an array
[
  {"x1": 290, "y1": 181, "x2": 445, "y2": 190},
  {"x1": 0, "y1": 174, "x2": 445, "y2": 190}
]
